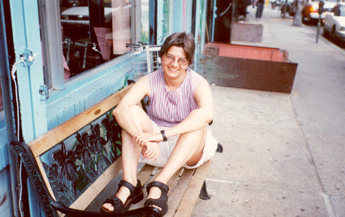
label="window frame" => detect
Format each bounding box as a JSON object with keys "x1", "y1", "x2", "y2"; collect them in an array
[
  {"x1": 39, "y1": 0, "x2": 142, "y2": 91},
  {"x1": 38, "y1": 0, "x2": 65, "y2": 90}
]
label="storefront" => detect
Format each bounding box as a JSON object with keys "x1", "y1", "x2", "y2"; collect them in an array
[{"x1": 0, "y1": 0, "x2": 208, "y2": 216}]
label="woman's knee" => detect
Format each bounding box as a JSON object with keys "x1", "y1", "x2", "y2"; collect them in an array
[
  {"x1": 183, "y1": 128, "x2": 207, "y2": 166},
  {"x1": 128, "y1": 105, "x2": 154, "y2": 132},
  {"x1": 178, "y1": 126, "x2": 207, "y2": 150},
  {"x1": 128, "y1": 105, "x2": 145, "y2": 118},
  {"x1": 184, "y1": 126, "x2": 207, "y2": 139}
]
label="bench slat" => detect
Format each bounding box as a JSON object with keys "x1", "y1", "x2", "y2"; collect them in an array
[
  {"x1": 131, "y1": 165, "x2": 157, "y2": 210},
  {"x1": 137, "y1": 164, "x2": 156, "y2": 185},
  {"x1": 130, "y1": 163, "x2": 209, "y2": 217},
  {"x1": 165, "y1": 169, "x2": 195, "y2": 217},
  {"x1": 131, "y1": 166, "x2": 184, "y2": 210},
  {"x1": 29, "y1": 86, "x2": 132, "y2": 157},
  {"x1": 174, "y1": 160, "x2": 212, "y2": 217},
  {"x1": 166, "y1": 168, "x2": 184, "y2": 192}
]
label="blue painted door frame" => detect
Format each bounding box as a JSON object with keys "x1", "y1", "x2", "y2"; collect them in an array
[{"x1": 9, "y1": 0, "x2": 47, "y2": 143}]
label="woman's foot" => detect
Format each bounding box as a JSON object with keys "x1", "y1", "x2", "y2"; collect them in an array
[
  {"x1": 144, "y1": 181, "x2": 169, "y2": 215},
  {"x1": 101, "y1": 179, "x2": 144, "y2": 213}
]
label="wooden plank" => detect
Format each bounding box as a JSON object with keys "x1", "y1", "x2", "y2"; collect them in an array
[
  {"x1": 29, "y1": 85, "x2": 132, "y2": 157},
  {"x1": 166, "y1": 168, "x2": 184, "y2": 191},
  {"x1": 130, "y1": 167, "x2": 184, "y2": 210},
  {"x1": 70, "y1": 158, "x2": 123, "y2": 210},
  {"x1": 165, "y1": 169, "x2": 195, "y2": 217},
  {"x1": 130, "y1": 165, "x2": 157, "y2": 210},
  {"x1": 173, "y1": 160, "x2": 212, "y2": 217},
  {"x1": 137, "y1": 164, "x2": 156, "y2": 185}
]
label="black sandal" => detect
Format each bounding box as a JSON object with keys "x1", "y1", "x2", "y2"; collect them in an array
[
  {"x1": 144, "y1": 181, "x2": 169, "y2": 215},
  {"x1": 100, "y1": 179, "x2": 144, "y2": 213}
]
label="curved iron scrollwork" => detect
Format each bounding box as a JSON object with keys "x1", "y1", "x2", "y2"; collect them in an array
[{"x1": 10, "y1": 141, "x2": 59, "y2": 217}]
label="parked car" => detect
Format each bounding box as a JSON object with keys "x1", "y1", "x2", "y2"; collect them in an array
[
  {"x1": 301, "y1": 0, "x2": 338, "y2": 24},
  {"x1": 323, "y1": 3, "x2": 345, "y2": 43}
]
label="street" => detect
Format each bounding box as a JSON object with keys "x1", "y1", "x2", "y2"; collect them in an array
[
  {"x1": 279, "y1": 8, "x2": 345, "y2": 50},
  {"x1": 305, "y1": 23, "x2": 345, "y2": 49}
]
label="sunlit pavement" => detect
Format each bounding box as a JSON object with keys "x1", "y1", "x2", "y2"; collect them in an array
[{"x1": 192, "y1": 5, "x2": 345, "y2": 217}]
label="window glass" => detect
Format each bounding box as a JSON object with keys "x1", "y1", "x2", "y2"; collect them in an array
[{"x1": 60, "y1": 0, "x2": 132, "y2": 79}]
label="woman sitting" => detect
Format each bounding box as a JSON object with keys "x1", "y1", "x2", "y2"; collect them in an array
[{"x1": 101, "y1": 32, "x2": 218, "y2": 215}]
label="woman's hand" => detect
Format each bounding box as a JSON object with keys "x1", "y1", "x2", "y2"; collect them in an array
[
  {"x1": 141, "y1": 142, "x2": 160, "y2": 160},
  {"x1": 133, "y1": 132, "x2": 163, "y2": 160}
]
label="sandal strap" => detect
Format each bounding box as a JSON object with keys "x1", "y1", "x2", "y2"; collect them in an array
[
  {"x1": 118, "y1": 179, "x2": 139, "y2": 194},
  {"x1": 103, "y1": 197, "x2": 123, "y2": 207},
  {"x1": 144, "y1": 198, "x2": 168, "y2": 211},
  {"x1": 146, "y1": 181, "x2": 169, "y2": 194}
]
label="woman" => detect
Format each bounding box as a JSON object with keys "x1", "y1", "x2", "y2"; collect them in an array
[{"x1": 101, "y1": 32, "x2": 218, "y2": 215}]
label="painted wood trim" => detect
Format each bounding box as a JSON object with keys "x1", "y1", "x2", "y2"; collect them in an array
[{"x1": 10, "y1": 0, "x2": 47, "y2": 142}]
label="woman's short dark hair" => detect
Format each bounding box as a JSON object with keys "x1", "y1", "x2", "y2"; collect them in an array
[{"x1": 159, "y1": 32, "x2": 195, "y2": 64}]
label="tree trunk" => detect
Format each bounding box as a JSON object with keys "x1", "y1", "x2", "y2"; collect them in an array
[{"x1": 293, "y1": 0, "x2": 302, "y2": 26}]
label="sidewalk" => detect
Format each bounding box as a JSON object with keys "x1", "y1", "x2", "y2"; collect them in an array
[{"x1": 192, "y1": 6, "x2": 345, "y2": 217}]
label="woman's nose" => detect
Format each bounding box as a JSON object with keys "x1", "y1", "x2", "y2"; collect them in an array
[{"x1": 171, "y1": 58, "x2": 179, "y2": 67}]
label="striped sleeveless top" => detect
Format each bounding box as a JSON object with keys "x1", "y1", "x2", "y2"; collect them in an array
[{"x1": 147, "y1": 68, "x2": 205, "y2": 127}]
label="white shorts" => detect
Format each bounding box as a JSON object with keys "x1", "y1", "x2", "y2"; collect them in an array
[{"x1": 139, "y1": 121, "x2": 218, "y2": 169}]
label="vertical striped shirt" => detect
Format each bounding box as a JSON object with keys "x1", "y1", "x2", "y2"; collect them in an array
[{"x1": 147, "y1": 68, "x2": 205, "y2": 127}]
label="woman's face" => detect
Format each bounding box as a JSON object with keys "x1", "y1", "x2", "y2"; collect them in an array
[{"x1": 161, "y1": 46, "x2": 189, "y2": 80}]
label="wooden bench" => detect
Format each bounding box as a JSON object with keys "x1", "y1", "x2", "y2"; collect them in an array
[{"x1": 10, "y1": 84, "x2": 220, "y2": 217}]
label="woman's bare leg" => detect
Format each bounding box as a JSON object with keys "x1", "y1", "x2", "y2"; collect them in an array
[
  {"x1": 103, "y1": 105, "x2": 153, "y2": 211},
  {"x1": 147, "y1": 126, "x2": 208, "y2": 202}
]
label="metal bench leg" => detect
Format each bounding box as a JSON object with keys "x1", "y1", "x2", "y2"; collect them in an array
[
  {"x1": 216, "y1": 143, "x2": 223, "y2": 153},
  {"x1": 199, "y1": 181, "x2": 211, "y2": 200}
]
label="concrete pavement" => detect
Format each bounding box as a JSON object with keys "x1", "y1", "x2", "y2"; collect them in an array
[{"x1": 192, "y1": 6, "x2": 345, "y2": 217}]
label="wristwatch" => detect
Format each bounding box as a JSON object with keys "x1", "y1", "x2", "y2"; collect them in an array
[{"x1": 160, "y1": 130, "x2": 168, "y2": 142}]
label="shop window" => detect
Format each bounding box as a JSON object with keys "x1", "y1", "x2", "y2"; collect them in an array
[
  {"x1": 39, "y1": 0, "x2": 149, "y2": 90},
  {"x1": 61, "y1": 0, "x2": 132, "y2": 79}
]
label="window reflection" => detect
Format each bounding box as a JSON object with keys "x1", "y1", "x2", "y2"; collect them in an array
[{"x1": 60, "y1": 0, "x2": 132, "y2": 78}]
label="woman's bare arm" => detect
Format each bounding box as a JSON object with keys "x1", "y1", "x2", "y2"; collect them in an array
[{"x1": 165, "y1": 80, "x2": 214, "y2": 138}]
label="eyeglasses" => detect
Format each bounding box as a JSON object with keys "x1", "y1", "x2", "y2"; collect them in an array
[{"x1": 163, "y1": 54, "x2": 189, "y2": 66}]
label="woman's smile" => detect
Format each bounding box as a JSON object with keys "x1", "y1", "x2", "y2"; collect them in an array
[{"x1": 162, "y1": 46, "x2": 188, "y2": 81}]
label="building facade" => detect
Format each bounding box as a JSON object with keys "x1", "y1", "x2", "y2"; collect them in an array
[{"x1": 0, "y1": 0, "x2": 209, "y2": 216}]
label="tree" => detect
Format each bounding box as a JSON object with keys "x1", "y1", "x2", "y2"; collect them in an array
[{"x1": 293, "y1": 0, "x2": 302, "y2": 26}]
